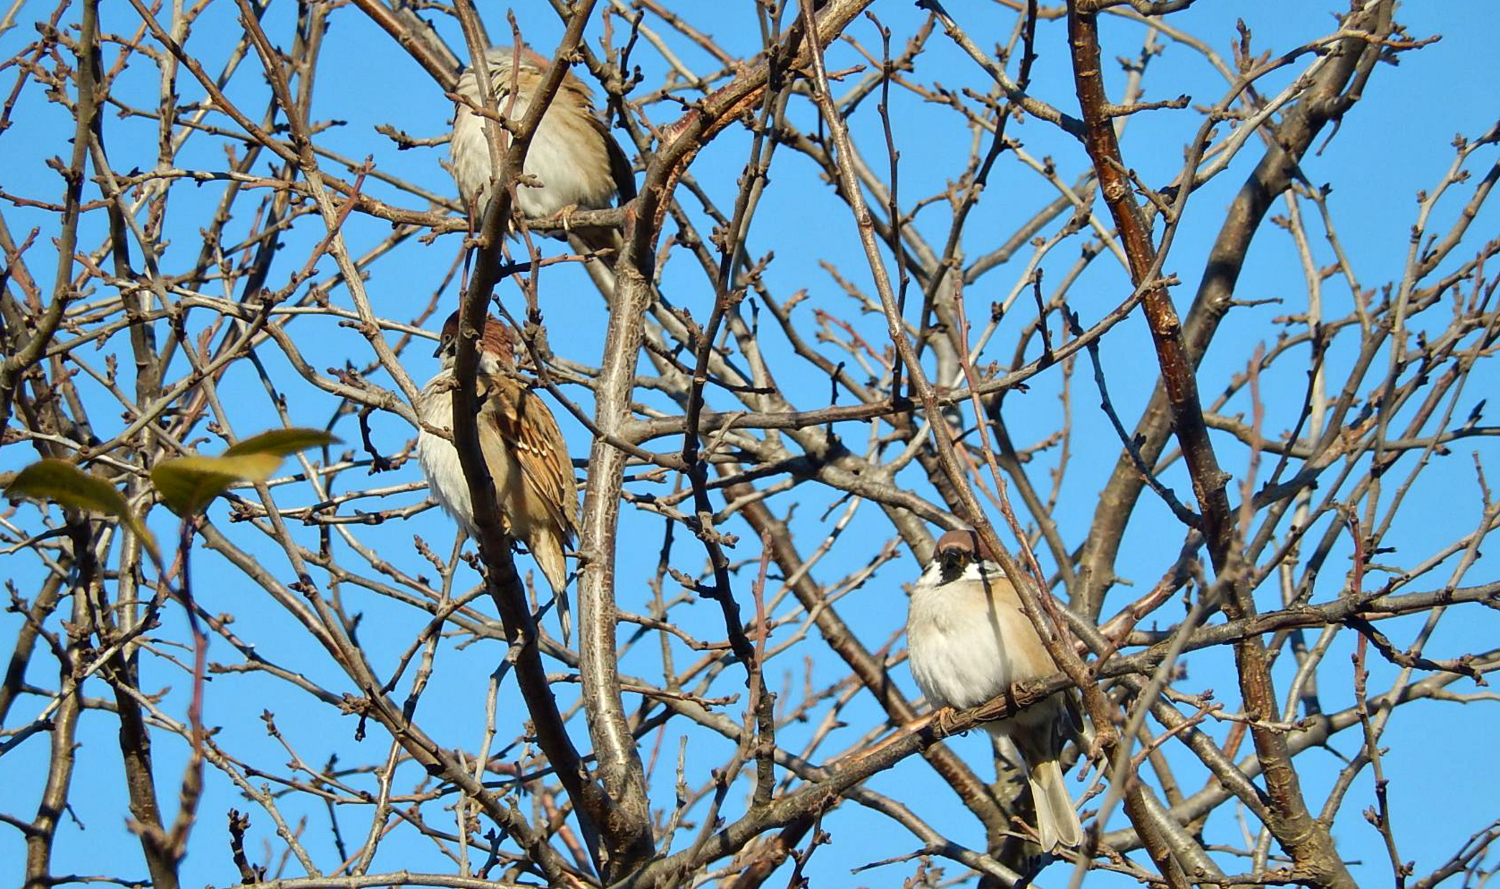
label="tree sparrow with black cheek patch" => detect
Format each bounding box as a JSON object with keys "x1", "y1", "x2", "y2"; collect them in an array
[
  {"x1": 450, "y1": 45, "x2": 635, "y2": 252},
  {"x1": 906, "y1": 529, "x2": 1084, "y2": 853},
  {"x1": 417, "y1": 311, "x2": 580, "y2": 643}
]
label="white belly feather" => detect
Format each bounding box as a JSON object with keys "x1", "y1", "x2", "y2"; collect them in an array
[
  {"x1": 906, "y1": 561, "x2": 1055, "y2": 733},
  {"x1": 416, "y1": 375, "x2": 474, "y2": 533},
  {"x1": 451, "y1": 98, "x2": 614, "y2": 218}
]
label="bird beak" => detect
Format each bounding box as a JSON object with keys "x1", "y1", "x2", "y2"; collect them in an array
[
  {"x1": 433, "y1": 336, "x2": 447, "y2": 359},
  {"x1": 935, "y1": 546, "x2": 965, "y2": 579}
]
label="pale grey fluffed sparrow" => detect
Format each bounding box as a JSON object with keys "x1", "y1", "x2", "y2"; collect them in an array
[
  {"x1": 417, "y1": 311, "x2": 580, "y2": 641},
  {"x1": 906, "y1": 529, "x2": 1084, "y2": 852},
  {"x1": 450, "y1": 45, "x2": 635, "y2": 251}
]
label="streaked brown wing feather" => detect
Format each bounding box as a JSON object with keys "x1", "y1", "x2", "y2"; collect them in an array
[
  {"x1": 481, "y1": 374, "x2": 578, "y2": 541},
  {"x1": 588, "y1": 113, "x2": 637, "y2": 204},
  {"x1": 468, "y1": 379, "x2": 515, "y2": 536}
]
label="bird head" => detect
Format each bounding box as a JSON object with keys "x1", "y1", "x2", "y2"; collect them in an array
[
  {"x1": 482, "y1": 45, "x2": 551, "y2": 79},
  {"x1": 435, "y1": 310, "x2": 516, "y2": 374},
  {"x1": 932, "y1": 528, "x2": 998, "y2": 583},
  {"x1": 459, "y1": 45, "x2": 593, "y2": 103}
]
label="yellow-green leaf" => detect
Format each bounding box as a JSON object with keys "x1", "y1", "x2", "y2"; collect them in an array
[
  {"x1": 5, "y1": 459, "x2": 159, "y2": 560},
  {"x1": 151, "y1": 454, "x2": 282, "y2": 516},
  {"x1": 150, "y1": 429, "x2": 337, "y2": 516},
  {"x1": 225, "y1": 428, "x2": 338, "y2": 458}
]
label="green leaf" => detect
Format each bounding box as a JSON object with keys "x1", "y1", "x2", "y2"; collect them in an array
[
  {"x1": 150, "y1": 428, "x2": 337, "y2": 516},
  {"x1": 225, "y1": 428, "x2": 338, "y2": 458},
  {"x1": 6, "y1": 459, "x2": 159, "y2": 561},
  {"x1": 151, "y1": 454, "x2": 281, "y2": 516}
]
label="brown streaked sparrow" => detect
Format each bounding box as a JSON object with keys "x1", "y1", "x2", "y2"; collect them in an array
[
  {"x1": 417, "y1": 311, "x2": 580, "y2": 641},
  {"x1": 451, "y1": 45, "x2": 635, "y2": 250},
  {"x1": 906, "y1": 529, "x2": 1084, "y2": 852}
]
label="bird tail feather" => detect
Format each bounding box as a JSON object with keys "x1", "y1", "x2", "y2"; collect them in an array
[
  {"x1": 1028, "y1": 757, "x2": 1083, "y2": 853},
  {"x1": 529, "y1": 527, "x2": 572, "y2": 646}
]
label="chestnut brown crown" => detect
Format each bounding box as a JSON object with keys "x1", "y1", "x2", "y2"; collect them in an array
[
  {"x1": 435, "y1": 310, "x2": 516, "y2": 366},
  {"x1": 932, "y1": 528, "x2": 1000, "y2": 573}
]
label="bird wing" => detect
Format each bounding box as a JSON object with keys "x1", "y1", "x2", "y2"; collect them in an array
[
  {"x1": 592, "y1": 114, "x2": 637, "y2": 204},
  {"x1": 480, "y1": 373, "x2": 579, "y2": 542}
]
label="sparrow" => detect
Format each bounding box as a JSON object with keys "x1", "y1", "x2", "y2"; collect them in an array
[
  {"x1": 417, "y1": 311, "x2": 580, "y2": 642},
  {"x1": 450, "y1": 45, "x2": 635, "y2": 251},
  {"x1": 905, "y1": 529, "x2": 1084, "y2": 853}
]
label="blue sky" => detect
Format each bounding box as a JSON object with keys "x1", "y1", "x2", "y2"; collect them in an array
[{"x1": 2, "y1": 1, "x2": 1498, "y2": 886}]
